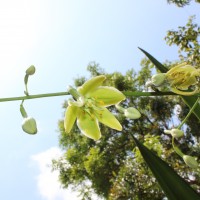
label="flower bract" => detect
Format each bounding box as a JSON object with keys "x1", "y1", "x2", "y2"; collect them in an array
[{"x1": 64, "y1": 75, "x2": 126, "y2": 140}]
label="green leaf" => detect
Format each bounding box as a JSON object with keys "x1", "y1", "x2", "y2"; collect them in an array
[
  {"x1": 139, "y1": 47, "x2": 200, "y2": 121},
  {"x1": 131, "y1": 135, "x2": 200, "y2": 200},
  {"x1": 138, "y1": 47, "x2": 168, "y2": 73}
]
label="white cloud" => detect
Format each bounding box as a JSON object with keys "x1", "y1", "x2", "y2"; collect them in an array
[{"x1": 31, "y1": 147, "x2": 79, "y2": 200}]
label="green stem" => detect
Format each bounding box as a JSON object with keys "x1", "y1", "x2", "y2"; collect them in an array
[
  {"x1": 0, "y1": 92, "x2": 70, "y2": 102},
  {"x1": 20, "y1": 102, "x2": 28, "y2": 118},
  {"x1": 24, "y1": 74, "x2": 29, "y2": 95},
  {"x1": 0, "y1": 91, "x2": 198, "y2": 103},
  {"x1": 123, "y1": 91, "x2": 176, "y2": 97},
  {"x1": 172, "y1": 137, "x2": 184, "y2": 157},
  {"x1": 177, "y1": 97, "x2": 200, "y2": 129},
  {"x1": 25, "y1": 84, "x2": 29, "y2": 96}
]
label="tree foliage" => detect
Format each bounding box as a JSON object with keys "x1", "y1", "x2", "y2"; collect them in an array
[
  {"x1": 165, "y1": 16, "x2": 200, "y2": 65},
  {"x1": 167, "y1": 0, "x2": 200, "y2": 7}
]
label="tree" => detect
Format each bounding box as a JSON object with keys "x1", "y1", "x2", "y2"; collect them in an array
[
  {"x1": 53, "y1": 61, "x2": 200, "y2": 199},
  {"x1": 167, "y1": 0, "x2": 200, "y2": 7},
  {"x1": 165, "y1": 16, "x2": 200, "y2": 65}
]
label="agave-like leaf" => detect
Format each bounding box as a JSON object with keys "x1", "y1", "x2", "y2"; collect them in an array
[
  {"x1": 131, "y1": 135, "x2": 200, "y2": 200},
  {"x1": 138, "y1": 47, "x2": 168, "y2": 73}
]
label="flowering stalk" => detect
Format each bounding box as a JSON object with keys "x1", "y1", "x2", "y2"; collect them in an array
[
  {"x1": 177, "y1": 97, "x2": 200, "y2": 129},
  {"x1": 24, "y1": 65, "x2": 36, "y2": 96},
  {"x1": 0, "y1": 91, "x2": 190, "y2": 103}
]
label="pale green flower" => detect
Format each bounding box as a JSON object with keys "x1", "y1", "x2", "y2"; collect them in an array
[
  {"x1": 64, "y1": 75, "x2": 126, "y2": 140},
  {"x1": 166, "y1": 63, "x2": 200, "y2": 95}
]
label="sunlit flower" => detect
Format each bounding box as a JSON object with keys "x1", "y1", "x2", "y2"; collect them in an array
[
  {"x1": 166, "y1": 63, "x2": 200, "y2": 95},
  {"x1": 64, "y1": 75, "x2": 126, "y2": 140}
]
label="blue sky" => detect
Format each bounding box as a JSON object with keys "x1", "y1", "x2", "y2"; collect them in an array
[{"x1": 0, "y1": 0, "x2": 199, "y2": 199}]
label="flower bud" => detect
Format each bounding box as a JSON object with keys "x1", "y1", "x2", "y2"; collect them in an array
[
  {"x1": 151, "y1": 73, "x2": 166, "y2": 87},
  {"x1": 124, "y1": 107, "x2": 141, "y2": 119},
  {"x1": 26, "y1": 65, "x2": 36, "y2": 75},
  {"x1": 164, "y1": 128, "x2": 184, "y2": 138},
  {"x1": 183, "y1": 155, "x2": 198, "y2": 168},
  {"x1": 22, "y1": 117, "x2": 37, "y2": 134}
]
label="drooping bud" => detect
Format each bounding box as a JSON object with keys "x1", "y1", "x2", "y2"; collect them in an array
[
  {"x1": 183, "y1": 155, "x2": 198, "y2": 168},
  {"x1": 164, "y1": 128, "x2": 184, "y2": 138},
  {"x1": 26, "y1": 65, "x2": 36, "y2": 76},
  {"x1": 151, "y1": 73, "x2": 166, "y2": 87},
  {"x1": 22, "y1": 117, "x2": 37, "y2": 135},
  {"x1": 124, "y1": 107, "x2": 141, "y2": 119}
]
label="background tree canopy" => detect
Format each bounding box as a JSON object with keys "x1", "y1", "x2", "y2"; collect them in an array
[
  {"x1": 167, "y1": 0, "x2": 200, "y2": 7},
  {"x1": 53, "y1": 7, "x2": 200, "y2": 200}
]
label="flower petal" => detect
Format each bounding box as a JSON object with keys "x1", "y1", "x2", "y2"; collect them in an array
[
  {"x1": 64, "y1": 105, "x2": 79, "y2": 133},
  {"x1": 95, "y1": 107, "x2": 122, "y2": 131},
  {"x1": 77, "y1": 75, "x2": 106, "y2": 96},
  {"x1": 77, "y1": 111, "x2": 101, "y2": 140},
  {"x1": 89, "y1": 86, "x2": 126, "y2": 106}
]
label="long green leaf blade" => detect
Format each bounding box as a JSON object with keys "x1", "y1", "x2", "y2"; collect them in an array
[
  {"x1": 139, "y1": 47, "x2": 200, "y2": 121},
  {"x1": 138, "y1": 47, "x2": 168, "y2": 73},
  {"x1": 131, "y1": 135, "x2": 200, "y2": 200}
]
